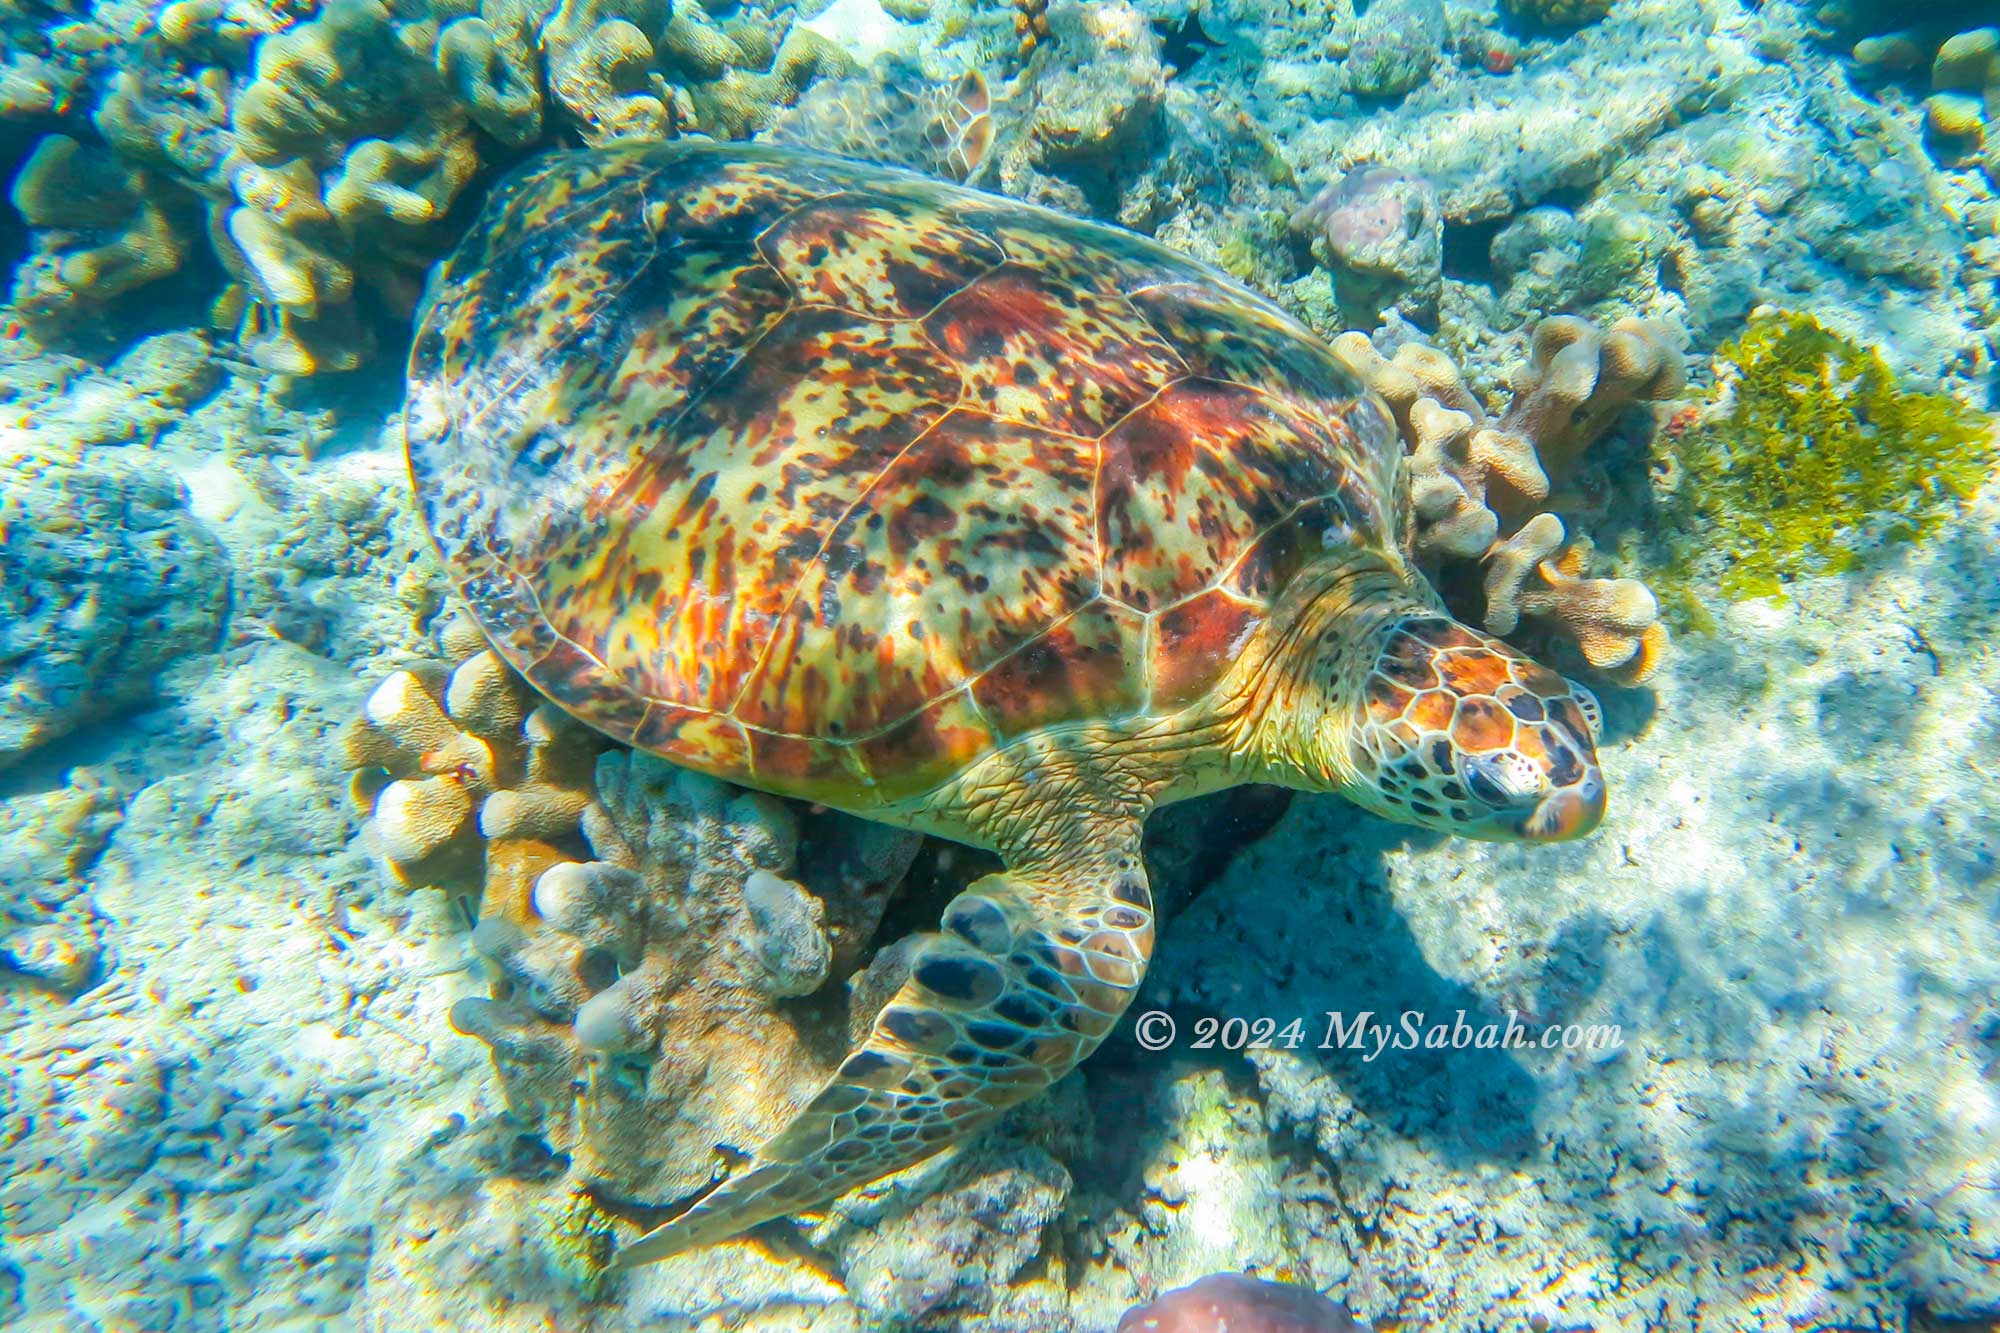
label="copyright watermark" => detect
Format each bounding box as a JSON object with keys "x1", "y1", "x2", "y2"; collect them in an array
[{"x1": 1131, "y1": 1009, "x2": 1624, "y2": 1062}]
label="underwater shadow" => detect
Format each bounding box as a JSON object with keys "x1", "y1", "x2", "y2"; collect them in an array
[{"x1": 1095, "y1": 804, "x2": 1563, "y2": 1174}]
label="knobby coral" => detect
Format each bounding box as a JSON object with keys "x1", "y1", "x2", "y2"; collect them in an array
[
  {"x1": 1337, "y1": 317, "x2": 1683, "y2": 684},
  {"x1": 344, "y1": 618, "x2": 921, "y2": 1207},
  {"x1": 1660, "y1": 311, "x2": 1995, "y2": 600},
  {"x1": 4, "y1": 0, "x2": 859, "y2": 373},
  {"x1": 7, "y1": 135, "x2": 195, "y2": 340}
]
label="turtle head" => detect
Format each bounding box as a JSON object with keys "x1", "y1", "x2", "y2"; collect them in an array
[{"x1": 1332, "y1": 613, "x2": 1605, "y2": 842}]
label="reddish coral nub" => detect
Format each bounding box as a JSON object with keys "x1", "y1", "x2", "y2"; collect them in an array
[{"x1": 1116, "y1": 1274, "x2": 1373, "y2": 1333}]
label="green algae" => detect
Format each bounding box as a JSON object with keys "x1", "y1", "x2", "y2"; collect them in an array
[{"x1": 1662, "y1": 312, "x2": 1994, "y2": 601}]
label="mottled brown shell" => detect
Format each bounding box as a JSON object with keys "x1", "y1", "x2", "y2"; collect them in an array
[{"x1": 407, "y1": 143, "x2": 1400, "y2": 807}]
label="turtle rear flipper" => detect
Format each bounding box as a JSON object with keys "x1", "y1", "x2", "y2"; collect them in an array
[
  {"x1": 763, "y1": 57, "x2": 993, "y2": 181},
  {"x1": 921, "y1": 70, "x2": 993, "y2": 181},
  {"x1": 610, "y1": 838, "x2": 1153, "y2": 1267}
]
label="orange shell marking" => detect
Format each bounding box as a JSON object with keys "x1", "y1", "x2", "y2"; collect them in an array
[{"x1": 407, "y1": 143, "x2": 1398, "y2": 808}]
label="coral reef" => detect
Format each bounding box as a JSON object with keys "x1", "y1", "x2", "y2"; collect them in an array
[
  {"x1": 344, "y1": 624, "x2": 921, "y2": 1206},
  {"x1": 1118, "y1": 1273, "x2": 1373, "y2": 1332},
  {"x1": 4, "y1": 0, "x2": 2000, "y2": 1329},
  {"x1": 1335, "y1": 316, "x2": 1682, "y2": 683},
  {"x1": 1285, "y1": 12, "x2": 1719, "y2": 229},
  {"x1": 1658, "y1": 310, "x2": 1995, "y2": 600},
  {"x1": 1831, "y1": 12, "x2": 1999, "y2": 183},
  {"x1": 0, "y1": 441, "x2": 228, "y2": 765},
  {"x1": 1, "y1": 0, "x2": 861, "y2": 372}
]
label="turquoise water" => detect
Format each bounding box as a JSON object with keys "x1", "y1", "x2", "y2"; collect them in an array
[{"x1": 2, "y1": 1, "x2": 1998, "y2": 1329}]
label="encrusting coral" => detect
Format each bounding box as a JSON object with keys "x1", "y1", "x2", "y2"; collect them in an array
[
  {"x1": 2, "y1": 0, "x2": 856, "y2": 372},
  {"x1": 1658, "y1": 310, "x2": 1995, "y2": 601},
  {"x1": 1336, "y1": 316, "x2": 1684, "y2": 685},
  {"x1": 344, "y1": 616, "x2": 922, "y2": 1207}
]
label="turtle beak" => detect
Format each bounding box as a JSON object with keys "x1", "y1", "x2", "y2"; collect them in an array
[{"x1": 1516, "y1": 764, "x2": 1606, "y2": 840}]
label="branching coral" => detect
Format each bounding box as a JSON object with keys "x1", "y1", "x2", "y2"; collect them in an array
[
  {"x1": 1485, "y1": 514, "x2": 1666, "y2": 680},
  {"x1": 1497, "y1": 316, "x2": 1688, "y2": 483},
  {"x1": 1661, "y1": 311, "x2": 1995, "y2": 601},
  {"x1": 344, "y1": 620, "x2": 922, "y2": 1207},
  {"x1": 1337, "y1": 317, "x2": 1682, "y2": 684}
]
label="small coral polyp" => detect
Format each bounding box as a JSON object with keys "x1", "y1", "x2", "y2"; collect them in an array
[{"x1": 1664, "y1": 311, "x2": 1995, "y2": 601}]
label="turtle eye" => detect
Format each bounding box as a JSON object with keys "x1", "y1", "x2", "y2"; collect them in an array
[{"x1": 1463, "y1": 750, "x2": 1546, "y2": 808}]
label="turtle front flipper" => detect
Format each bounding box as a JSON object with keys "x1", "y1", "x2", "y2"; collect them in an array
[{"x1": 609, "y1": 838, "x2": 1153, "y2": 1268}]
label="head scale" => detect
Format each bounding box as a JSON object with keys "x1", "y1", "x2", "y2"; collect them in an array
[{"x1": 1338, "y1": 614, "x2": 1605, "y2": 842}]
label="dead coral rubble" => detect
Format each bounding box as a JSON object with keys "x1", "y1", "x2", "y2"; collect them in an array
[{"x1": 1337, "y1": 316, "x2": 1683, "y2": 684}]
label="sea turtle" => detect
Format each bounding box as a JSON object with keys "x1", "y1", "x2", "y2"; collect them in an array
[{"x1": 404, "y1": 137, "x2": 1607, "y2": 1267}]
